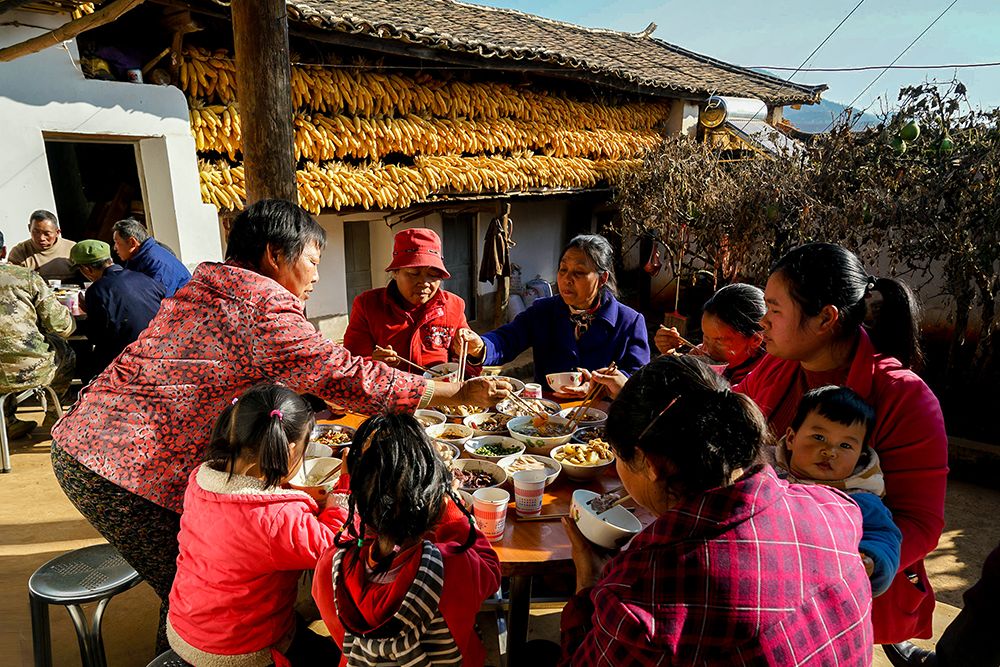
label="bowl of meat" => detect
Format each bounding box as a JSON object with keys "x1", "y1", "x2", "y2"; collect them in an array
[
  {"x1": 308, "y1": 424, "x2": 355, "y2": 457},
  {"x1": 462, "y1": 412, "x2": 513, "y2": 436},
  {"x1": 450, "y1": 459, "x2": 507, "y2": 492},
  {"x1": 425, "y1": 423, "x2": 475, "y2": 448},
  {"x1": 506, "y1": 415, "x2": 576, "y2": 454}
]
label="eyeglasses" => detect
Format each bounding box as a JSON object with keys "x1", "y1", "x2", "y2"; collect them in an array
[{"x1": 637, "y1": 396, "x2": 679, "y2": 442}]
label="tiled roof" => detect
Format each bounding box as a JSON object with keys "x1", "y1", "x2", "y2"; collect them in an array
[{"x1": 286, "y1": 0, "x2": 825, "y2": 106}]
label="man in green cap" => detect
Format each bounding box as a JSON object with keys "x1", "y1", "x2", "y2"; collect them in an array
[
  {"x1": 0, "y1": 229, "x2": 76, "y2": 441},
  {"x1": 71, "y1": 240, "x2": 166, "y2": 374}
]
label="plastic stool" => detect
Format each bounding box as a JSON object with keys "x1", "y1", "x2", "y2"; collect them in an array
[
  {"x1": 147, "y1": 649, "x2": 191, "y2": 666},
  {"x1": 0, "y1": 384, "x2": 62, "y2": 472},
  {"x1": 28, "y1": 543, "x2": 142, "y2": 667}
]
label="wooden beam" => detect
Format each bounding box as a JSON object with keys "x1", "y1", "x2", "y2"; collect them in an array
[
  {"x1": 231, "y1": 0, "x2": 297, "y2": 204},
  {"x1": 0, "y1": 0, "x2": 145, "y2": 62}
]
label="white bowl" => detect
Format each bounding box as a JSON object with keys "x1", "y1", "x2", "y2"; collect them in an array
[
  {"x1": 425, "y1": 422, "x2": 475, "y2": 447},
  {"x1": 462, "y1": 412, "x2": 513, "y2": 436},
  {"x1": 423, "y1": 362, "x2": 460, "y2": 382},
  {"x1": 465, "y1": 435, "x2": 525, "y2": 462},
  {"x1": 495, "y1": 397, "x2": 561, "y2": 418},
  {"x1": 556, "y1": 407, "x2": 608, "y2": 429},
  {"x1": 550, "y1": 443, "x2": 616, "y2": 481},
  {"x1": 305, "y1": 442, "x2": 334, "y2": 459},
  {"x1": 506, "y1": 415, "x2": 576, "y2": 454},
  {"x1": 451, "y1": 459, "x2": 507, "y2": 491},
  {"x1": 491, "y1": 376, "x2": 526, "y2": 395},
  {"x1": 432, "y1": 440, "x2": 461, "y2": 465},
  {"x1": 288, "y1": 456, "x2": 343, "y2": 501},
  {"x1": 497, "y1": 453, "x2": 561, "y2": 486},
  {"x1": 571, "y1": 489, "x2": 642, "y2": 549},
  {"x1": 571, "y1": 426, "x2": 608, "y2": 445},
  {"x1": 546, "y1": 371, "x2": 584, "y2": 393},
  {"x1": 414, "y1": 409, "x2": 448, "y2": 428}
]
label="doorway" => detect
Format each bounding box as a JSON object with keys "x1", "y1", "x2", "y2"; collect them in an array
[
  {"x1": 441, "y1": 213, "x2": 477, "y2": 321},
  {"x1": 343, "y1": 220, "x2": 373, "y2": 306}
]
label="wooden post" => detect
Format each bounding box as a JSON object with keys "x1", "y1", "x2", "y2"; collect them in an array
[
  {"x1": 493, "y1": 201, "x2": 511, "y2": 328},
  {"x1": 231, "y1": 0, "x2": 297, "y2": 204}
]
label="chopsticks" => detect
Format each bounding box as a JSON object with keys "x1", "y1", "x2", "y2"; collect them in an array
[
  {"x1": 312, "y1": 461, "x2": 343, "y2": 487},
  {"x1": 516, "y1": 512, "x2": 569, "y2": 522},
  {"x1": 456, "y1": 338, "x2": 469, "y2": 384},
  {"x1": 505, "y1": 392, "x2": 550, "y2": 421},
  {"x1": 567, "y1": 362, "x2": 615, "y2": 429},
  {"x1": 374, "y1": 346, "x2": 445, "y2": 376},
  {"x1": 657, "y1": 326, "x2": 709, "y2": 356}
]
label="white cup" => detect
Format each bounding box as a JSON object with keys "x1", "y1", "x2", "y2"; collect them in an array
[
  {"x1": 47, "y1": 279, "x2": 62, "y2": 288},
  {"x1": 523, "y1": 383, "x2": 543, "y2": 399},
  {"x1": 472, "y1": 487, "x2": 510, "y2": 542},
  {"x1": 512, "y1": 469, "x2": 547, "y2": 517}
]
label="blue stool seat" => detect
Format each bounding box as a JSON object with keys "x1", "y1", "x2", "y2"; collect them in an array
[
  {"x1": 147, "y1": 649, "x2": 191, "y2": 666},
  {"x1": 28, "y1": 543, "x2": 142, "y2": 667}
]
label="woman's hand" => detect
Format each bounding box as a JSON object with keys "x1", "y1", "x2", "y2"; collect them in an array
[
  {"x1": 562, "y1": 517, "x2": 613, "y2": 593},
  {"x1": 452, "y1": 328, "x2": 486, "y2": 359},
  {"x1": 584, "y1": 366, "x2": 628, "y2": 399},
  {"x1": 654, "y1": 326, "x2": 684, "y2": 355},
  {"x1": 372, "y1": 344, "x2": 400, "y2": 366},
  {"x1": 449, "y1": 376, "x2": 511, "y2": 407}
]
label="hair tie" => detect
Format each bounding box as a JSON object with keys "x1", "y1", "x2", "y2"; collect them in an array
[
  {"x1": 269, "y1": 409, "x2": 283, "y2": 421},
  {"x1": 231, "y1": 397, "x2": 239, "y2": 405},
  {"x1": 866, "y1": 275, "x2": 877, "y2": 291}
]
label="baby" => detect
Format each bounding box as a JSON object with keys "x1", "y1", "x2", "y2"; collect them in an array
[{"x1": 768, "y1": 385, "x2": 902, "y2": 596}]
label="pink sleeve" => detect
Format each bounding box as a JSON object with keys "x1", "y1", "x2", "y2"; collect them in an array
[{"x1": 266, "y1": 503, "x2": 348, "y2": 571}]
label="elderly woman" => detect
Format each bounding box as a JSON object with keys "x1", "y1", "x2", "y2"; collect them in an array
[
  {"x1": 344, "y1": 228, "x2": 471, "y2": 370},
  {"x1": 50, "y1": 200, "x2": 506, "y2": 653},
  {"x1": 560, "y1": 355, "x2": 873, "y2": 665},
  {"x1": 655, "y1": 282, "x2": 766, "y2": 385},
  {"x1": 737, "y1": 242, "x2": 947, "y2": 644},
  {"x1": 462, "y1": 234, "x2": 649, "y2": 386}
]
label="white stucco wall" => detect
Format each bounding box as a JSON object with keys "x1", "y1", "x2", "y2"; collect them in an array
[
  {"x1": 506, "y1": 200, "x2": 568, "y2": 287},
  {"x1": 0, "y1": 11, "x2": 220, "y2": 267},
  {"x1": 310, "y1": 213, "x2": 348, "y2": 318}
]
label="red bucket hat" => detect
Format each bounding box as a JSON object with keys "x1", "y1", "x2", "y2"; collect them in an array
[{"x1": 385, "y1": 228, "x2": 451, "y2": 278}]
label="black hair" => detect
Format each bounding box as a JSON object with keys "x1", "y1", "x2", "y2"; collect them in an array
[
  {"x1": 790, "y1": 385, "x2": 876, "y2": 444},
  {"x1": 225, "y1": 199, "x2": 327, "y2": 269},
  {"x1": 0, "y1": 229, "x2": 4, "y2": 248},
  {"x1": 561, "y1": 234, "x2": 618, "y2": 297},
  {"x1": 772, "y1": 242, "x2": 923, "y2": 369},
  {"x1": 205, "y1": 383, "x2": 315, "y2": 489},
  {"x1": 606, "y1": 355, "x2": 770, "y2": 497},
  {"x1": 29, "y1": 209, "x2": 59, "y2": 229},
  {"x1": 337, "y1": 413, "x2": 476, "y2": 571},
  {"x1": 112, "y1": 218, "x2": 150, "y2": 244},
  {"x1": 702, "y1": 283, "x2": 765, "y2": 338}
]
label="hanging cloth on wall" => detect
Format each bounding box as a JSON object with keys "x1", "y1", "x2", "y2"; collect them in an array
[{"x1": 478, "y1": 209, "x2": 515, "y2": 284}]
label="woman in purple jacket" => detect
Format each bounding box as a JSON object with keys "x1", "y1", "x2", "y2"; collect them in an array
[{"x1": 462, "y1": 235, "x2": 650, "y2": 386}]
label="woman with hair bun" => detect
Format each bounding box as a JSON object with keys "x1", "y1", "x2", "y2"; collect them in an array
[{"x1": 738, "y1": 242, "x2": 947, "y2": 644}]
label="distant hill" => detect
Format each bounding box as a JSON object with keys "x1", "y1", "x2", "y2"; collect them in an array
[{"x1": 783, "y1": 98, "x2": 881, "y2": 134}]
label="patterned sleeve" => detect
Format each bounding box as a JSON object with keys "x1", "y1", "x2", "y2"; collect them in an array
[
  {"x1": 560, "y1": 584, "x2": 664, "y2": 667},
  {"x1": 32, "y1": 274, "x2": 74, "y2": 338},
  {"x1": 252, "y1": 295, "x2": 428, "y2": 414}
]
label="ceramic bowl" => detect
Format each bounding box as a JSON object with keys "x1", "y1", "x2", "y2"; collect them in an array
[
  {"x1": 550, "y1": 443, "x2": 616, "y2": 481},
  {"x1": 450, "y1": 459, "x2": 507, "y2": 491},
  {"x1": 546, "y1": 371, "x2": 584, "y2": 394},
  {"x1": 288, "y1": 456, "x2": 343, "y2": 501},
  {"x1": 433, "y1": 440, "x2": 461, "y2": 466},
  {"x1": 462, "y1": 412, "x2": 513, "y2": 436},
  {"x1": 506, "y1": 415, "x2": 576, "y2": 454},
  {"x1": 570, "y1": 489, "x2": 642, "y2": 549},
  {"x1": 490, "y1": 376, "x2": 526, "y2": 395},
  {"x1": 465, "y1": 435, "x2": 525, "y2": 462},
  {"x1": 556, "y1": 407, "x2": 608, "y2": 429},
  {"x1": 425, "y1": 422, "x2": 475, "y2": 447},
  {"x1": 571, "y1": 426, "x2": 608, "y2": 445},
  {"x1": 495, "y1": 397, "x2": 561, "y2": 418},
  {"x1": 497, "y1": 453, "x2": 561, "y2": 486},
  {"x1": 414, "y1": 409, "x2": 448, "y2": 428},
  {"x1": 423, "y1": 362, "x2": 460, "y2": 382},
  {"x1": 309, "y1": 424, "x2": 355, "y2": 455}
]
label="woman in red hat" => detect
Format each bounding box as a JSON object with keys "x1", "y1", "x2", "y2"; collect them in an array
[{"x1": 344, "y1": 228, "x2": 472, "y2": 371}]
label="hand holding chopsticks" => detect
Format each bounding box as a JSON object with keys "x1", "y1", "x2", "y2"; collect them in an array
[
  {"x1": 568, "y1": 362, "x2": 615, "y2": 429},
  {"x1": 505, "y1": 391, "x2": 551, "y2": 421},
  {"x1": 456, "y1": 338, "x2": 469, "y2": 384},
  {"x1": 375, "y1": 347, "x2": 445, "y2": 377}
]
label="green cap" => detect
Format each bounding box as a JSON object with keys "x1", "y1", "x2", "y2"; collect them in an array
[{"x1": 69, "y1": 240, "x2": 112, "y2": 267}]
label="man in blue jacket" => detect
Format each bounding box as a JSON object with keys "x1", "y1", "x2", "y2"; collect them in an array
[
  {"x1": 112, "y1": 218, "x2": 191, "y2": 297},
  {"x1": 71, "y1": 240, "x2": 165, "y2": 373}
]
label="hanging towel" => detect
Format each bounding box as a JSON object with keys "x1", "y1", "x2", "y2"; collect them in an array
[{"x1": 478, "y1": 212, "x2": 514, "y2": 284}]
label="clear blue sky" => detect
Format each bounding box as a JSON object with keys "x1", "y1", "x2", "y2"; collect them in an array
[{"x1": 467, "y1": 0, "x2": 1000, "y2": 111}]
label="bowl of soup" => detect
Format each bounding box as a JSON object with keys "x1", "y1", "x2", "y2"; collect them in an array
[{"x1": 506, "y1": 415, "x2": 576, "y2": 453}]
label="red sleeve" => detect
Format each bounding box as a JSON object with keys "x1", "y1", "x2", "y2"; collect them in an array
[
  {"x1": 266, "y1": 502, "x2": 347, "y2": 571},
  {"x1": 558, "y1": 588, "x2": 595, "y2": 665},
  {"x1": 343, "y1": 293, "x2": 376, "y2": 358}
]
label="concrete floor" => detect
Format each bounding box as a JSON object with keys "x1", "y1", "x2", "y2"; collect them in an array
[{"x1": 2, "y1": 406, "x2": 996, "y2": 666}]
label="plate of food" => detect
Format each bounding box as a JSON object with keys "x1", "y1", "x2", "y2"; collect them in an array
[
  {"x1": 497, "y1": 453, "x2": 561, "y2": 486},
  {"x1": 506, "y1": 415, "x2": 576, "y2": 453},
  {"x1": 550, "y1": 440, "x2": 615, "y2": 481},
  {"x1": 451, "y1": 459, "x2": 507, "y2": 491},
  {"x1": 433, "y1": 439, "x2": 461, "y2": 465},
  {"x1": 495, "y1": 397, "x2": 561, "y2": 418},
  {"x1": 462, "y1": 412, "x2": 513, "y2": 436},
  {"x1": 414, "y1": 409, "x2": 448, "y2": 428},
  {"x1": 464, "y1": 435, "x2": 525, "y2": 462},
  {"x1": 423, "y1": 362, "x2": 460, "y2": 382},
  {"x1": 437, "y1": 404, "x2": 489, "y2": 419},
  {"x1": 571, "y1": 426, "x2": 607, "y2": 445},
  {"x1": 425, "y1": 422, "x2": 475, "y2": 447},
  {"x1": 309, "y1": 424, "x2": 355, "y2": 455},
  {"x1": 557, "y1": 407, "x2": 608, "y2": 428}
]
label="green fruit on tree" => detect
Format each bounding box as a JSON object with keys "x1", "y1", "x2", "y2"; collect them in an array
[
  {"x1": 765, "y1": 203, "x2": 779, "y2": 221},
  {"x1": 937, "y1": 136, "x2": 955, "y2": 154},
  {"x1": 890, "y1": 137, "x2": 907, "y2": 155},
  {"x1": 899, "y1": 120, "x2": 920, "y2": 142}
]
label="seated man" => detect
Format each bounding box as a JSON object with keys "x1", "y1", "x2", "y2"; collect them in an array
[
  {"x1": 112, "y1": 218, "x2": 191, "y2": 298},
  {"x1": 71, "y1": 240, "x2": 165, "y2": 373},
  {"x1": 0, "y1": 230, "x2": 76, "y2": 440},
  {"x1": 8, "y1": 210, "x2": 78, "y2": 282}
]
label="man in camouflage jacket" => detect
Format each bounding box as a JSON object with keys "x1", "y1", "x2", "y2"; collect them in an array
[{"x1": 0, "y1": 230, "x2": 76, "y2": 439}]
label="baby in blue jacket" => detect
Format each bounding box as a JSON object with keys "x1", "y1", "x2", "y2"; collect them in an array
[{"x1": 768, "y1": 385, "x2": 902, "y2": 596}]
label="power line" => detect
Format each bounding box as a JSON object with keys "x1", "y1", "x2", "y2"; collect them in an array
[
  {"x1": 785, "y1": 0, "x2": 866, "y2": 83},
  {"x1": 829, "y1": 0, "x2": 960, "y2": 131},
  {"x1": 748, "y1": 61, "x2": 1000, "y2": 72}
]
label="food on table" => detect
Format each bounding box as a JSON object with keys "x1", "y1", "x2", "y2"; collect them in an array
[
  {"x1": 588, "y1": 491, "x2": 621, "y2": 514},
  {"x1": 498, "y1": 398, "x2": 559, "y2": 417},
  {"x1": 478, "y1": 414, "x2": 512, "y2": 432},
  {"x1": 436, "y1": 426, "x2": 470, "y2": 441},
  {"x1": 473, "y1": 441, "x2": 521, "y2": 457},
  {"x1": 439, "y1": 404, "x2": 487, "y2": 417},
  {"x1": 554, "y1": 441, "x2": 613, "y2": 466},
  {"x1": 581, "y1": 427, "x2": 607, "y2": 441},
  {"x1": 305, "y1": 467, "x2": 339, "y2": 486},
  {"x1": 502, "y1": 455, "x2": 548, "y2": 474},
  {"x1": 452, "y1": 467, "x2": 496, "y2": 490},
  {"x1": 512, "y1": 421, "x2": 573, "y2": 437},
  {"x1": 416, "y1": 415, "x2": 442, "y2": 427},
  {"x1": 314, "y1": 430, "x2": 351, "y2": 446},
  {"x1": 433, "y1": 440, "x2": 456, "y2": 463}
]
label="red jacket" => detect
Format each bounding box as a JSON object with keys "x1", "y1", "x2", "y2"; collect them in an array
[
  {"x1": 736, "y1": 329, "x2": 948, "y2": 642},
  {"x1": 168, "y1": 465, "x2": 349, "y2": 665},
  {"x1": 344, "y1": 283, "x2": 470, "y2": 369},
  {"x1": 313, "y1": 498, "x2": 501, "y2": 667}
]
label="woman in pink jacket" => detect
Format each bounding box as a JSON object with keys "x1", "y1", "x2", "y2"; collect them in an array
[
  {"x1": 737, "y1": 242, "x2": 947, "y2": 644},
  {"x1": 168, "y1": 384, "x2": 346, "y2": 666}
]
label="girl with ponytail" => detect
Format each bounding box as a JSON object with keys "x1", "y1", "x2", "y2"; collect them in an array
[
  {"x1": 312, "y1": 413, "x2": 502, "y2": 667},
  {"x1": 167, "y1": 383, "x2": 346, "y2": 666},
  {"x1": 737, "y1": 242, "x2": 947, "y2": 645}
]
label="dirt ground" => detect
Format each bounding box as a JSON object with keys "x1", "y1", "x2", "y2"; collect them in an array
[{"x1": 2, "y1": 408, "x2": 996, "y2": 666}]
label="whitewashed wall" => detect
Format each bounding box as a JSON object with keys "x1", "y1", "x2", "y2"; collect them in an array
[{"x1": 0, "y1": 10, "x2": 220, "y2": 267}]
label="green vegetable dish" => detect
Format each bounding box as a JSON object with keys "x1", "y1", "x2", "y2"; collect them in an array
[{"x1": 474, "y1": 442, "x2": 521, "y2": 457}]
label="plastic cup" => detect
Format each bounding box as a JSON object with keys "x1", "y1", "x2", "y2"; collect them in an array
[
  {"x1": 472, "y1": 487, "x2": 510, "y2": 542},
  {"x1": 512, "y1": 469, "x2": 547, "y2": 517},
  {"x1": 523, "y1": 383, "x2": 542, "y2": 399},
  {"x1": 47, "y1": 279, "x2": 61, "y2": 288}
]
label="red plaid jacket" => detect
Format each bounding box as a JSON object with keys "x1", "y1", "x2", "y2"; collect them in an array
[
  {"x1": 53, "y1": 262, "x2": 428, "y2": 512},
  {"x1": 559, "y1": 466, "x2": 873, "y2": 666}
]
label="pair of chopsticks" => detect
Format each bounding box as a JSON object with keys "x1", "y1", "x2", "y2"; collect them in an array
[
  {"x1": 658, "y1": 326, "x2": 710, "y2": 357},
  {"x1": 567, "y1": 362, "x2": 615, "y2": 429},
  {"x1": 311, "y1": 461, "x2": 342, "y2": 487},
  {"x1": 375, "y1": 346, "x2": 446, "y2": 377},
  {"x1": 456, "y1": 338, "x2": 469, "y2": 384},
  {"x1": 516, "y1": 512, "x2": 569, "y2": 522},
  {"x1": 505, "y1": 392, "x2": 550, "y2": 421}
]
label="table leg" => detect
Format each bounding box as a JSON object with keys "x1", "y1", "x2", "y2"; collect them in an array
[{"x1": 506, "y1": 574, "x2": 532, "y2": 665}]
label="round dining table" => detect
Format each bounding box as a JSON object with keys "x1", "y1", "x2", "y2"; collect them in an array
[{"x1": 318, "y1": 395, "x2": 651, "y2": 664}]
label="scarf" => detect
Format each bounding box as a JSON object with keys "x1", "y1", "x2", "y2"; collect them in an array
[{"x1": 567, "y1": 292, "x2": 604, "y2": 340}]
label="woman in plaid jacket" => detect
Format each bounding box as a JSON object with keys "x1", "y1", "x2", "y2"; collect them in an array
[{"x1": 560, "y1": 356, "x2": 873, "y2": 666}]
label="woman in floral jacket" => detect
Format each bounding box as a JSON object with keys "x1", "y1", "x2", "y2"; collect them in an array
[{"x1": 50, "y1": 200, "x2": 507, "y2": 654}]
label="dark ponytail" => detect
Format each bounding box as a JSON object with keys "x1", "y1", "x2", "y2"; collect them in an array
[
  {"x1": 702, "y1": 283, "x2": 766, "y2": 338},
  {"x1": 205, "y1": 384, "x2": 316, "y2": 489},
  {"x1": 772, "y1": 242, "x2": 923, "y2": 369}
]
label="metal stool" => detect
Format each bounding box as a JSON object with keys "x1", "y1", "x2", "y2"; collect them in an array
[
  {"x1": 28, "y1": 543, "x2": 142, "y2": 667},
  {"x1": 147, "y1": 649, "x2": 190, "y2": 666},
  {"x1": 0, "y1": 384, "x2": 62, "y2": 472}
]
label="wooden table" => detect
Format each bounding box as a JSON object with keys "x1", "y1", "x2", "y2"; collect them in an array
[{"x1": 318, "y1": 397, "x2": 650, "y2": 664}]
